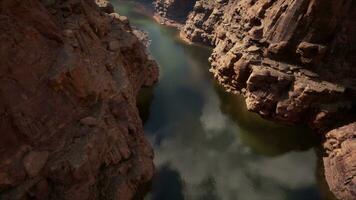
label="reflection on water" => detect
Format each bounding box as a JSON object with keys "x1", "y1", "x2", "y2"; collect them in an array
[
  {"x1": 113, "y1": 1, "x2": 329, "y2": 199},
  {"x1": 216, "y1": 89, "x2": 320, "y2": 156}
]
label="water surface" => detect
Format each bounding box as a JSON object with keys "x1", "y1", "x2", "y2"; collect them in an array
[{"x1": 113, "y1": 1, "x2": 331, "y2": 200}]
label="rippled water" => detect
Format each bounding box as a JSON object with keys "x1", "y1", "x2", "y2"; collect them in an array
[{"x1": 113, "y1": 1, "x2": 332, "y2": 200}]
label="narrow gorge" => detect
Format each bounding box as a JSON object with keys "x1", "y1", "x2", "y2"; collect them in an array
[{"x1": 0, "y1": 0, "x2": 355, "y2": 200}]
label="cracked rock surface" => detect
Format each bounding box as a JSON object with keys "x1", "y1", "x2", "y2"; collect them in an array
[
  {"x1": 181, "y1": 0, "x2": 356, "y2": 131},
  {"x1": 323, "y1": 123, "x2": 356, "y2": 200},
  {"x1": 0, "y1": 0, "x2": 158, "y2": 199}
]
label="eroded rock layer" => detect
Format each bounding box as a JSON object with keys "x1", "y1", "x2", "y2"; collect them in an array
[
  {"x1": 153, "y1": 0, "x2": 356, "y2": 199},
  {"x1": 182, "y1": 0, "x2": 356, "y2": 131},
  {"x1": 0, "y1": 0, "x2": 158, "y2": 199},
  {"x1": 323, "y1": 123, "x2": 356, "y2": 200}
]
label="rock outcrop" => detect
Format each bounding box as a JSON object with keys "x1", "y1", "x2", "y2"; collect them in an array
[
  {"x1": 180, "y1": 0, "x2": 219, "y2": 45},
  {"x1": 0, "y1": 0, "x2": 158, "y2": 199},
  {"x1": 323, "y1": 123, "x2": 356, "y2": 200},
  {"x1": 152, "y1": 0, "x2": 356, "y2": 199},
  {"x1": 154, "y1": 0, "x2": 196, "y2": 26},
  {"x1": 180, "y1": 0, "x2": 356, "y2": 131}
]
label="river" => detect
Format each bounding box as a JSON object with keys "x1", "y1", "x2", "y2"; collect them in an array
[{"x1": 112, "y1": 1, "x2": 331, "y2": 200}]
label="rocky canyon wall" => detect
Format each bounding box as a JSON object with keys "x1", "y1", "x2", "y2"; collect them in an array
[
  {"x1": 0, "y1": 0, "x2": 158, "y2": 199},
  {"x1": 185, "y1": 0, "x2": 356, "y2": 130},
  {"x1": 153, "y1": 0, "x2": 356, "y2": 199}
]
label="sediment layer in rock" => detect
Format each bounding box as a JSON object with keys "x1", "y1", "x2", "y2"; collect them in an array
[
  {"x1": 181, "y1": 0, "x2": 356, "y2": 132},
  {"x1": 0, "y1": 0, "x2": 158, "y2": 199}
]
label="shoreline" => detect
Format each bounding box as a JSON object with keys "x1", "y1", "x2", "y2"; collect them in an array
[{"x1": 130, "y1": 1, "x2": 356, "y2": 200}]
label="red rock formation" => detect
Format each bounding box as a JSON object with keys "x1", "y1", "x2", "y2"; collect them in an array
[
  {"x1": 323, "y1": 123, "x2": 356, "y2": 200},
  {"x1": 181, "y1": 0, "x2": 356, "y2": 130},
  {"x1": 0, "y1": 0, "x2": 158, "y2": 199},
  {"x1": 207, "y1": 0, "x2": 356, "y2": 131},
  {"x1": 180, "y1": 0, "x2": 221, "y2": 45}
]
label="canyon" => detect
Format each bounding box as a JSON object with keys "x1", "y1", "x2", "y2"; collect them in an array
[
  {"x1": 0, "y1": 0, "x2": 355, "y2": 199},
  {"x1": 0, "y1": 0, "x2": 158, "y2": 199},
  {"x1": 154, "y1": 0, "x2": 356, "y2": 200}
]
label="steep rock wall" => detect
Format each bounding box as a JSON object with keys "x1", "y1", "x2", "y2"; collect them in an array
[
  {"x1": 323, "y1": 122, "x2": 356, "y2": 200},
  {"x1": 199, "y1": 0, "x2": 356, "y2": 131},
  {"x1": 163, "y1": 0, "x2": 356, "y2": 130},
  {"x1": 0, "y1": 0, "x2": 158, "y2": 199}
]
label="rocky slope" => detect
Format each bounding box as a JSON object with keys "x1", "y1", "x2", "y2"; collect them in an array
[
  {"x1": 0, "y1": 0, "x2": 158, "y2": 199},
  {"x1": 152, "y1": 0, "x2": 356, "y2": 199}
]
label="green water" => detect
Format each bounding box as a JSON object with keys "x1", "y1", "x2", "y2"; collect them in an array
[{"x1": 113, "y1": 1, "x2": 331, "y2": 200}]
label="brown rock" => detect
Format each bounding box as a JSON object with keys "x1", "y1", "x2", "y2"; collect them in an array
[
  {"x1": 108, "y1": 40, "x2": 121, "y2": 51},
  {"x1": 178, "y1": 0, "x2": 356, "y2": 130},
  {"x1": 296, "y1": 42, "x2": 327, "y2": 64},
  {"x1": 80, "y1": 117, "x2": 99, "y2": 126},
  {"x1": 323, "y1": 123, "x2": 356, "y2": 200},
  {"x1": 154, "y1": 0, "x2": 197, "y2": 24},
  {"x1": 0, "y1": 0, "x2": 158, "y2": 199},
  {"x1": 23, "y1": 151, "x2": 49, "y2": 177},
  {"x1": 95, "y1": 0, "x2": 115, "y2": 13}
]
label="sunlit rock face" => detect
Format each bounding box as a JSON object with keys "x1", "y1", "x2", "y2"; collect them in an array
[{"x1": 0, "y1": 0, "x2": 158, "y2": 199}]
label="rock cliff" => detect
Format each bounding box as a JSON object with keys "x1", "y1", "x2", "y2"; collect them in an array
[
  {"x1": 152, "y1": 0, "x2": 356, "y2": 199},
  {"x1": 323, "y1": 122, "x2": 356, "y2": 200},
  {"x1": 184, "y1": 0, "x2": 356, "y2": 131},
  {"x1": 0, "y1": 0, "x2": 158, "y2": 199}
]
